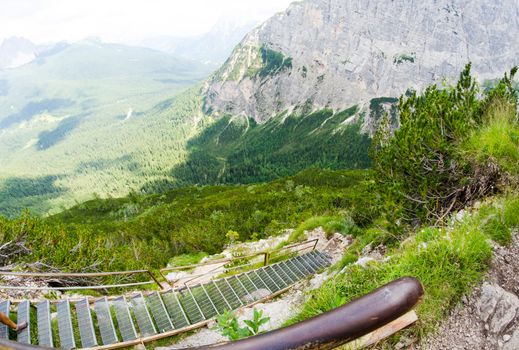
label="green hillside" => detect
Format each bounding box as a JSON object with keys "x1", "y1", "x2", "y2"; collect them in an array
[
  {"x1": 1, "y1": 168, "x2": 375, "y2": 271},
  {"x1": 165, "y1": 106, "x2": 371, "y2": 188},
  {"x1": 0, "y1": 39, "x2": 375, "y2": 218},
  {"x1": 0, "y1": 40, "x2": 212, "y2": 216}
]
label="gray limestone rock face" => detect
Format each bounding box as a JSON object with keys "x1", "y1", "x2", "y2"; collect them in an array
[
  {"x1": 504, "y1": 328, "x2": 519, "y2": 350},
  {"x1": 478, "y1": 283, "x2": 519, "y2": 335},
  {"x1": 203, "y1": 0, "x2": 519, "y2": 126}
]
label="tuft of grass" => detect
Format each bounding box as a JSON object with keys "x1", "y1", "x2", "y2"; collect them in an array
[
  {"x1": 168, "y1": 252, "x2": 208, "y2": 267},
  {"x1": 463, "y1": 101, "x2": 519, "y2": 172},
  {"x1": 504, "y1": 195, "x2": 519, "y2": 228},
  {"x1": 285, "y1": 215, "x2": 360, "y2": 244},
  {"x1": 481, "y1": 215, "x2": 511, "y2": 245},
  {"x1": 474, "y1": 193, "x2": 519, "y2": 246}
]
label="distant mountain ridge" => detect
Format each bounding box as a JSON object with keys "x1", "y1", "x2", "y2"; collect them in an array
[
  {"x1": 203, "y1": 0, "x2": 519, "y2": 126},
  {"x1": 0, "y1": 37, "x2": 71, "y2": 70},
  {"x1": 0, "y1": 37, "x2": 39, "y2": 69},
  {"x1": 141, "y1": 18, "x2": 258, "y2": 66}
]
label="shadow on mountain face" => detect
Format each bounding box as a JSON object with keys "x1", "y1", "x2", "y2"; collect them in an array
[
  {"x1": 0, "y1": 98, "x2": 75, "y2": 129},
  {"x1": 0, "y1": 175, "x2": 65, "y2": 218},
  {"x1": 75, "y1": 154, "x2": 140, "y2": 173},
  {"x1": 139, "y1": 107, "x2": 373, "y2": 194},
  {"x1": 36, "y1": 114, "x2": 84, "y2": 150}
]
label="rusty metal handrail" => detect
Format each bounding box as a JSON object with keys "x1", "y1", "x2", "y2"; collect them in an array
[
  {"x1": 159, "y1": 239, "x2": 319, "y2": 287},
  {"x1": 189, "y1": 277, "x2": 424, "y2": 350},
  {"x1": 0, "y1": 240, "x2": 319, "y2": 293},
  {"x1": 0, "y1": 269, "x2": 164, "y2": 291},
  {"x1": 0, "y1": 277, "x2": 423, "y2": 350}
]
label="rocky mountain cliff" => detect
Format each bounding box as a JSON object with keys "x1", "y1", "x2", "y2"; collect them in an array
[{"x1": 203, "y1": 0, "x2": 519, "y2": 125}]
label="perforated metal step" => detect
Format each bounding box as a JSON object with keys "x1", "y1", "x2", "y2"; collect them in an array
[
  {"x1": 94, "y1": 296, "x2": 118, "y2": 345},
  {"x1": 4, "y1": 250, "x2": 331, "y2": 349},
  {"x1": 16, "y1": 300, "x2": 30, "y2": 344},
  {"x1": 37, "y1": 300, "x2": 53, "y2": 347},
  {"x1": 56, "y1": 300, "x2": 76, "y2": 350},
  {"x1": 113, "y1": 296, "x2": 138, "y2": 342},
  {"x1": 75, "y1": 298, "x2": 97, "y2": 348},
  {"x1": 0, "y1": 300, "x2": 10, "y2": 340}
]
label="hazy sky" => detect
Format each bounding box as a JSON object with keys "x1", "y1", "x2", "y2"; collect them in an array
[{"x1": 0, "y1": 0, "x2": 294, "y2": 45}]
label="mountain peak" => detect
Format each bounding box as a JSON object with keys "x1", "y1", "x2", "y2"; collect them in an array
[
  {"x1": 203, "y1": 0, "x2": 519, "y2": 123},
  {"x1": 0, "y1": 36, "x2": 37, "y2": 69}
]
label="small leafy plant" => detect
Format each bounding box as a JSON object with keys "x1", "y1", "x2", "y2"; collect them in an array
[{"x1": 214, "y1": 309, "x2": 270, "y2": 341}]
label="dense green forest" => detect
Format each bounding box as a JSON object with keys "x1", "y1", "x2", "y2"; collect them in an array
[
  {"x1": 158, "y1": 106, "x2": 371, "y2": 189},
  {"x1": 0, "y1": 41, "x2": 211, "y2": 217},
  {"x1": 0, "y1": 94, "x2": 372, "y2": 218},
  {"x1": 0, "y1": 168, "x2": 376, "y2": 271}
]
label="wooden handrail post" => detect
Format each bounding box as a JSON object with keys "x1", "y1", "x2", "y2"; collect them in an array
[
  {"x1": 157, "y1": 270, "x2": 173, "y2": 287},
  {"x1": 147, "y1": 270, "x2": 165, "y2": 290}
]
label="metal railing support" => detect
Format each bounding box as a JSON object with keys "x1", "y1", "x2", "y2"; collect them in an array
[
  {"x1": 188, "y1": 277, "x2": 424, "y2": 350},
  {"x1": 0, "y1": 269, "x2": 164, "y2": 292},
  {"x1": 263, "y1": 252, "x2": 270, "y2": 266},
  {"x1": 0, "y1": 277, "x2": 423, "y2": 350}
]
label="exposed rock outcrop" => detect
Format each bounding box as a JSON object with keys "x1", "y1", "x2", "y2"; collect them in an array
[
  {"x1": 203, "y1": 0, "x2": 519, "y2": 130},
  {"x1": 419, "y1": 231, "x2": 519, "y2": 350},
  {"x1": 479, "y1": 283, "x2": 519, "y2": 336}
]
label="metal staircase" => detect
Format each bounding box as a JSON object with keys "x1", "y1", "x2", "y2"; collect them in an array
[{"x1": 0, "y1": 251, "x2": 331, "y2": 350}]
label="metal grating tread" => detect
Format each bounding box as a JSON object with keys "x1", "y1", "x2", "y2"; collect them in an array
[
  {"x1": 0, "y1": 300, "x2": 10, "y2": 340},
  {"x1": 293, "y1": 255, "x2": 313, "y2": 275},
  {"x1": 16, "y1": 300, "x2": 30, "y2": 344},
  {"x1": 203, "y1": 283, "x2": 229, "y2": 314},
  {"x1": 265, "y1": 265, "x2": 289, "y2": 289},
  {"x1": 113, "y1": 296, "x2": 138, "y2": 342},
  {"x1": 272, "y1": 263, "x2": 296, "y2": 285},
  {"x1": 278, "y1": 261, "x2": 300, "y2": 282},
  {"x1": 75, "y1": 298, "x2": 98, "y2": 348},
  {"x1": 227, "y1": 276, "x2": 249, "y2": 301},
  {"x1": 248, "y1": 271, "x2": 271, "y2": 293},
  {"x1": 284, "y1": 259, "x2": 306, "y2": 279},
  {"x1": 309, "y1": 251, "x2": 327, "y2": 268},
  {"x1": 94, "y1": 297, "x2": 118, "y2": 345},
  {"x1": 303, "y1": 252, "x2": 322, "y2": 271},
  {"x1": 130, "y1": 293, "x2": 157, "y2": 337},
  {"x1": 161, "y1": 290, "x2": 189, "y2": 329},
  {"x1": 56, "y1": 300, "x2": 76, "y2": 350},
  {"x1": 300, "y1": 253, "x2": 319, "y2": 271},
  {"x1": 216, "y1": 279, "x2": 242, "y2": 309},
  {"x1": 256, "y1": 268, "x2": 281, "y2": 293},
  {"x1": 236, "y1": 274, "x2": 256, "y2": 297},
  {"x1": 37, "y1": 300, "x2": 53, "y2": 348},
  {"x1": 190, "y1": 285, "x2": 218, "y2": 319},
  {"x1": 177, "y1": 289, "x2": 205, "y2": 324},
  {"x1": 146, "y1": 292, "x2": 173, "y2": 333}
]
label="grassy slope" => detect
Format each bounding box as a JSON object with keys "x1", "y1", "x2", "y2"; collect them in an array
[{"x1": 287, "y1": 194, "x2": 519, "y2": 346}]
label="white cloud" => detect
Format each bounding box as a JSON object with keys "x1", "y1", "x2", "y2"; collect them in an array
[{"x1": 0, "y1": 0, "x2": 294, "y2": 45}]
